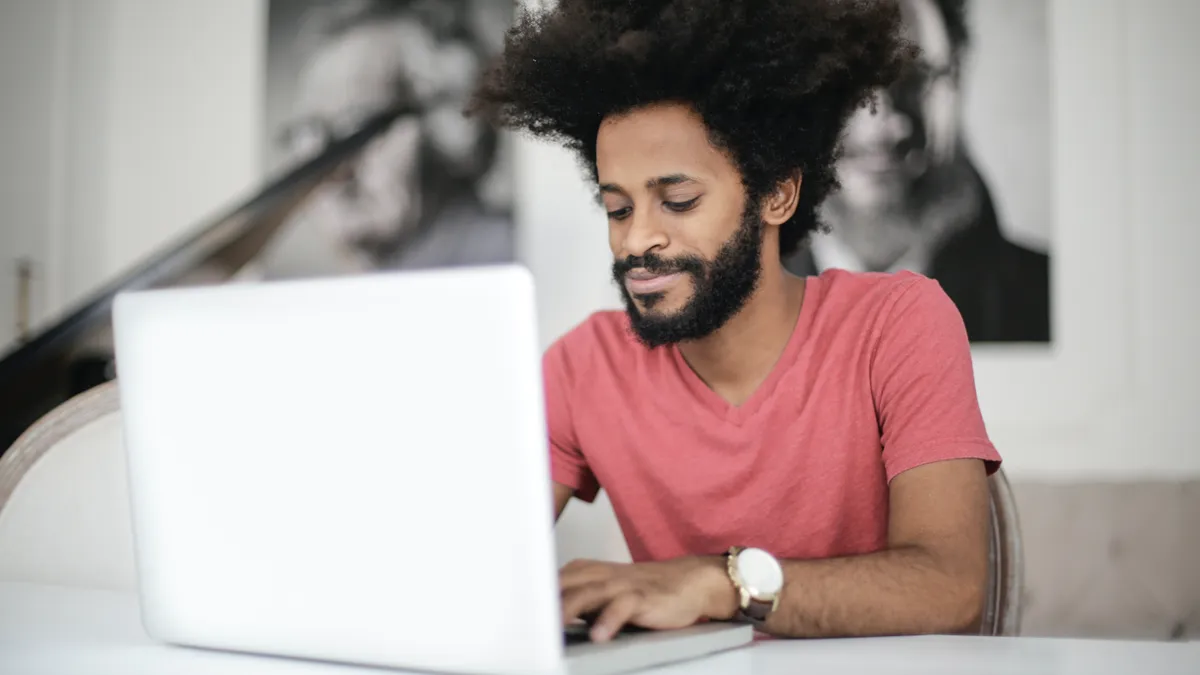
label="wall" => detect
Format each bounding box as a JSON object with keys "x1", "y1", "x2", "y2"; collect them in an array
[
  {"x1": 33, "y1": 0, "x2": 1200, "y2": 481},
  {"x1": 0, "y1": 0, "x2": 66, "y2": 346},
  {"x1": 39, "y1": 0, "x2": 266, "y2": 316}
]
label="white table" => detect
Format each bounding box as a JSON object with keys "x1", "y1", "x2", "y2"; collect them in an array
[{"x1": 1, "y1": 582, "x2": 1195, "y2": 675}]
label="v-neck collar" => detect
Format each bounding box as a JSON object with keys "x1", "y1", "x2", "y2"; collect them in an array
[{"x1": 668, "y1": 275, "x2": 821, "y2": 426}]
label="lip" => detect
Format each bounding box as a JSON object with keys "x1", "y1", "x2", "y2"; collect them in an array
[{"x1": 624, "y1": 271, "x2": 683, "y2": 295}]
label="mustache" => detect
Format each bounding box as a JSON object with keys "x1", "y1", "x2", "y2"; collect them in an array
[{"x1": 612, "y1": 253, "x2": 705, "y2": 279}]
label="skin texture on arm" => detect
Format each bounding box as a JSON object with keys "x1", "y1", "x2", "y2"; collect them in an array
[
  {"x1": 559, "y1": 458, "x2": 991, "y2": 641},
  {"x1": 751, "y1": 457, "x2": 991, "y2": 637}
]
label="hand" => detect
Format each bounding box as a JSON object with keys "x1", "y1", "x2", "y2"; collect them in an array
[{"x1": 558, "y1": 557, "x2": 737, "y2": 642}]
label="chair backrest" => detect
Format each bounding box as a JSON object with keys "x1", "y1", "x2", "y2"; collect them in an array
[
  {"x1": 980, "y1": 469, "x2": 1023, "y2": 636},
  {"x1": 0, "y1": 381, "x2": 136, "y2": 590}
]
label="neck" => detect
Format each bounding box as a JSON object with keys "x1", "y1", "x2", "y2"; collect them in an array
[
  {"x1": 676, "y1": 261, "x2": 806, "y2": 405},
  {"x1": 824, "y1": 204, "x2": 927, "y2": 273}
]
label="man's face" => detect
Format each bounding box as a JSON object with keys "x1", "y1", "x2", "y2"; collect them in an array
[
  {"x1": 277, "y1": 16, "x2": 484, "y2": 267},
  {"x1": 596, "y1": 103, "x2": 764, "y2": 348},
  {"x1": 830, "y1": 0, "x2": 959, "y2": 216}
]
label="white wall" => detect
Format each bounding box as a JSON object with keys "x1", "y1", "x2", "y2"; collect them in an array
[
  {"x1": 35, "y1": 0, "x2": 1200, "y2": 480},
  {"x1": 0, "y1": 0, "x2": 67, "y2": 345},
  {"x1": 48, "y1": 0, "x2": 266, "y2": 312}
]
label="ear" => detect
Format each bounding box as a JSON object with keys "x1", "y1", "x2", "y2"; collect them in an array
[{"x1": 761, "y1": 172, "x2": 802, "y2": 226}]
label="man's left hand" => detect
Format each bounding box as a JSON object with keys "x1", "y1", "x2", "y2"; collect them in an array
[{"x1": 559, "y1": 557, "x2": 737, "y2": 642}]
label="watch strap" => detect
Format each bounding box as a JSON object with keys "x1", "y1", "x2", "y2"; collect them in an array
[{"x1": 739, "y1": 597, "x2": 775, "y2": 625}]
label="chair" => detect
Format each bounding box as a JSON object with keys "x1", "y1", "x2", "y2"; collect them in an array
[
  {"x1": 0, "y1": 381, "x2": 136, "y2": 590},
  {"x1": 980, "y1": 469, "x2": 1024, "y2": 636}
]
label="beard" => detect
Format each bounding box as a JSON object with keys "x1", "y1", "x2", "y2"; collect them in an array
[{"x1": 611, "y1": 202, "x2": 765, "y2": 349}]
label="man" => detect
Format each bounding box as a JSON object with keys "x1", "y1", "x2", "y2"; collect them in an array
[
  {"x1": 783, "y1": 0, "x2": 1051, "y2": 343},
  {"x1": 259, "y1": 0, "x2": 513, "y2": 279},
  {"x1": 470, "y1": 0, "x2": 1002, "y2": 642}
]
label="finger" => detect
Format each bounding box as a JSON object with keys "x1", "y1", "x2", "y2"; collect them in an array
[
  {"x1": 559, "y1": 559, "x2": 594, "y2": 573},
  {"x1": 559, "y1": 560, "x2": 615, "y2": 590},
  {"x1": 590, "y1": 591, "x2": 643, "y2": 643},
  {"x1": 561, "y1": 580, "x2": 627, "y2": 626}
]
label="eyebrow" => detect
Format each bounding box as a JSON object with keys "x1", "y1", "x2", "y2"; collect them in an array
[{"x1": 598, "y1": 173, "x2": 699, "y2": 194}]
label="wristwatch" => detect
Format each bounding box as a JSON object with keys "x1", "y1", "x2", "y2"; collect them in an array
[{"x1": 725, "y1": 546, "x2": 784, "y2": 627}]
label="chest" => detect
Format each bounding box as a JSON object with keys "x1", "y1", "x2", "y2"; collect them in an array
[
  {"x1": 579, "y1": 355, "x2": 881, "y2": 484},
  {"x1": 573, "y1": 363, "x2": 890, "y2": 558}
]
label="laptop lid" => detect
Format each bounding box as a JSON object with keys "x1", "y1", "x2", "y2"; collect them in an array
[{"x1": 112, "y1": 265, "x2": 566, "y2": 675}]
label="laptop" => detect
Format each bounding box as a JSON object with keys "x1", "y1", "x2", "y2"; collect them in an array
[{"x1": 111, "y1": 264, "x2": 752, "y2": 675}]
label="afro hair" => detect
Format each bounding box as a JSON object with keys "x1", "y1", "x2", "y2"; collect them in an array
[{"x1": 468, "y1": 0, "x2": 917, "y2": 257}]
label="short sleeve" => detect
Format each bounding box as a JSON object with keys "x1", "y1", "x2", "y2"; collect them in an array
[
  {"x1": 542, "y1": 339, "x2": 600, "y2": 503},
  {"x1": 872, "y1": 277, "x2": 1002, "y2": 483}
]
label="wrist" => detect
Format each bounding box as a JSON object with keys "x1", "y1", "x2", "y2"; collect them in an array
[
  {"x1": 723, "y1": 547, "x2": 786, "y2": 628},
  {"x1": 691, "y1": 556, "x2": 739, "y2": 621}
]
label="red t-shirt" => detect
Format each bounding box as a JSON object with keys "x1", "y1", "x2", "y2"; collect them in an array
[{"x1": 543, "y1": 269, "x2": 1002, "y2": 563}]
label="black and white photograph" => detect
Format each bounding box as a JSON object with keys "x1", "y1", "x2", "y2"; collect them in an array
[
  {"x1": 260, "y1": 0, "x2": 516, "y2": 279},
  {"x1": 784, "y1": 0, "x2": 1052, "y2": 343},
  {"x1": 256, "y1": 0, "x2": 1049, "y2": 341}
]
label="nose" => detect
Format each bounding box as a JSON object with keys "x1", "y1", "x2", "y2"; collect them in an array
[{"x1": 617, "y1": 208, "x2": 669, "y2": 259}]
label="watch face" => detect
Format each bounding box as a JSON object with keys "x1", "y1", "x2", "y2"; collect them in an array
[{"x1": 738, "y1": 548, "x2": 784, "y2": 599}]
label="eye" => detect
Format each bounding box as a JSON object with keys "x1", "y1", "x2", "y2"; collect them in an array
[
  {"x1": 606, "y1": 206, "x2": 632, "y2": 220},
  {"x1": 663, "y1": 196, "x2": 700, "y2": 213}
]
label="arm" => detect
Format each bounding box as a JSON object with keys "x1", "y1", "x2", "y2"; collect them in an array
[
  {"x1": 705, "y1": 458, "x2": 990, "y2": 637},
  {"x1": 564, "y1": 458, "x2": 989, "y2": 640},
  {"x1": 543, "y1": 338, "x2": 599, "y2": 521}
]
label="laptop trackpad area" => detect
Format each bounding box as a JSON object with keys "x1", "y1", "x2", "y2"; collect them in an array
[{"x1": 562, "y1": 622, "x2": 753, "y2": 675}]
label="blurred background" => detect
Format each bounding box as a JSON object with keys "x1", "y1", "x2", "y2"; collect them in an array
[{"x1": 0, "y1": 0, "x2": 1196, "y2": 642}]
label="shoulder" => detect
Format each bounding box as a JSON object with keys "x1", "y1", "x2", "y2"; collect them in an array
[
  {"x1": 806, "y1": 268, "x2": 964, "y2": 351},
  {"x1": 810, "y1": 268, "x2": 948, "y2": 320},
  {"x1": 542, "y1": 309, "x2": 638, "y2": 384}
]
